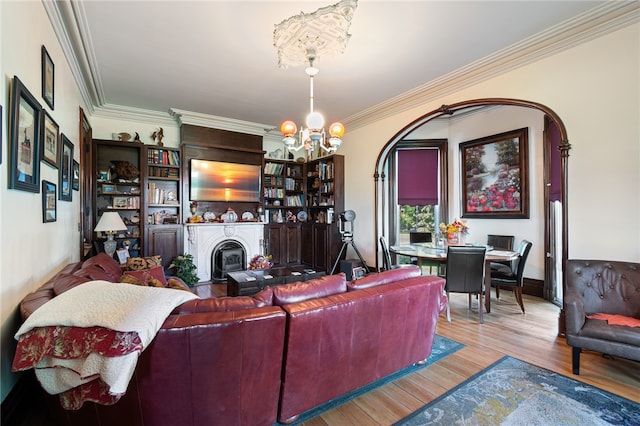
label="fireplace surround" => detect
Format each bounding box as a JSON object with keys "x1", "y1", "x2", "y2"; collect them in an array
[{"x1": 185, "y1": 222, "x2": 264, "y2": 283}]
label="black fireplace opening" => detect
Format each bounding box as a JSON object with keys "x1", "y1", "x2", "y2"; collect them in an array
[{"x1": 212, "y1": 240, "x2": 246, "y2": 282}]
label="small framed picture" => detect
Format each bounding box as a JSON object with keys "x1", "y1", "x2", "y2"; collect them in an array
[
  {"x1": 116, "y1": 248, "x2": 130, "y2": 265},
  {"x1": 98, "y1": 170, "x2": 110, "y2": 181},
  {"x1": 42, "y1": 45, "x2": 55, "y2": 109},
  {"x1": 113, "y1": 196, "x2": 129, "y2": 208},
  {"x1": 72, "y1": 160, "x2": 80, "y2": 190},
  {"x1": 58, "y1": 134, "x2": 73, "y2": 201},
  {"x1": 352, "y1": 266, "x2": 366, "y2": 280},
  {"x1": 101, "y1": 183, "x2": 116, "y2": 194},
  {"x1": 40, "y1": 110, "x2": 59, "y2": 168},
  {"x1": 42, "y1": 180, "x2": 57, "y2": 223}
]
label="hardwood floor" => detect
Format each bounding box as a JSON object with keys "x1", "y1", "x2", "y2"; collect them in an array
[{"x1": 299, "y1": 291, "x2": 640, "y2": 425}]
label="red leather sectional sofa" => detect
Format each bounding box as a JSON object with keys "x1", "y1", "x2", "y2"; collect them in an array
[{"x1": 18, "y1": 254, "x2": 446, "y2": 425}]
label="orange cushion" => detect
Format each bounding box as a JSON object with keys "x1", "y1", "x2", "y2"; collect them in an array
[{"x1": 587, "y1": 313, "x2": 640, "y2": 327}]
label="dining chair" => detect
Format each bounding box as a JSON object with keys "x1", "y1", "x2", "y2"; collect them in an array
[
  {"x1": 444, "y1": 246, "x2": 487, "y2": 323},
  {"x1": 379, "y1": 236, "x2": 414, "y2": 271},
  {"x1": 490, "y1": 240, "x2": 533, "y2": 313},
  {"x1": 487, "y1": 234, "x2": 515, "y2": 298},
  {"x1": 487, "y1": 234, "x2": 515, "y2": 251},
  {"x1": 487, "y1": 234, "x2": 515, "y2": 271},
  {"x1": 409, "y1": 232, "x2": 439, "y2": 275}
]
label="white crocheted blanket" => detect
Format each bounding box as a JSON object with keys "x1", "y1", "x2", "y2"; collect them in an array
[{"x1": 15, "y1": 280, "x2": 198, "y2": 395}]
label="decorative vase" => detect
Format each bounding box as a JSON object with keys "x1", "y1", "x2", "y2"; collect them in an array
[
  {"x1": 222, "y1": 208, "x2": 238, "y2": 223},
  {"x1": 447, "y1": 232, "x2": 460, "y2": 245}
]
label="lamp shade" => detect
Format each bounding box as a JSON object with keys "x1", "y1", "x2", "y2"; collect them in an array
[
  {"x1": 306, "y1": 111, "x2": 325, "y2": 130},
  {"x1": 94, "y1": 212, "x2": 127, "y2": 232},
  {"x1": 329, "y1": 122, "x2": 345, "y2": 138},
  {"x1": 280, "y1": 120, "x2": 297, "y2": 136}
]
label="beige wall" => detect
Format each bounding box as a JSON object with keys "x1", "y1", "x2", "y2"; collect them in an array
[
  {"x1": 340, "y1": 23, "x2": 640, "y2": 269},
  {"x1": 1, "y1": 1, "x2": 638, "y2": 403},
  {"x1": 0, "y1": 2, "x2": 88, "y2": 400}
]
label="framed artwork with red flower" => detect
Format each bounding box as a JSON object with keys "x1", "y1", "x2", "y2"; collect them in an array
[{"x1": 460, "y1": 127, "x2": 529, "y2": 219}]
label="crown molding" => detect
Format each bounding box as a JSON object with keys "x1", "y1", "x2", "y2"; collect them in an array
[
  {"x1": 46, "y1": 1, "x2": 638, "y2": 134},
  {"x1": 91, "y1": 104, "x2": 177, "y2": 126},
  {"x1": 169, "y1": 108, "x2": 274, "y2": 136},
  {"x1": 345, "y1": 1, "x2": 640, "y2": 131},
  {"x1": 42, "y1": 0, "x2": 97, "y2": 114}
]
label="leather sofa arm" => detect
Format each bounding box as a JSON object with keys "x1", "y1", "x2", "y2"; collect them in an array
[{"x1": 564, "y1": 288, "x2": 586, "y2": 335}]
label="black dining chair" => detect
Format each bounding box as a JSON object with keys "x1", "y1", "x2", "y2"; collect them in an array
[
  {"x1": 490, "y1": 240, "x2": 532, "y2": 313},
  {"x1": 409, "y1": 231, "x2": 432, "y2": 244},
  {"x1": 444, "y1": 246, "x2": 487, "y2": 323},
  {"x1": 487, "y1": 234, "x2": 515, "y2": 251},
  {"x1": 487, "y1": 234, "x2": 515, "y2": 298},
  {"x1": 409, "y1": 232, "x2": 439, "y2": 274},
  {"x1": 379, "y1": 236, "x2": 415, "y2": 271}
]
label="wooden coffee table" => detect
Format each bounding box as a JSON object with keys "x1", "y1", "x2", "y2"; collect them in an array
[{"x1": 226, "y1": 266, "x2": 326, "y2": 297}]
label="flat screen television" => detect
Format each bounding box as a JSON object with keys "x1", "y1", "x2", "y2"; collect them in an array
[{"x1": 190, "y1": 159, "x2": 261, "y2": 202}]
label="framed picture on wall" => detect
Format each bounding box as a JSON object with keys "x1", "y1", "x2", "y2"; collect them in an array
[
  {"x1": 9, "y1": 76, "x2": 41, "y2": 193},
  {"x1": 42, "y1": 180, "x2": 57, "y2": 223},
  {"x1": 460, "y1": 127, "x2": 529, "y2": 219},
  {"x1": 72, "y1": 160, "x2": 80, "y2": 190},
  {"x1": 59, "y1": 134, "x2": 73, "y2": 201},
  {"x1": 42, "y1": 45, "x2": 55, "y2": 109},
  {"x1": 40, "y1": 110, "x2": 59, "y2": 168}
]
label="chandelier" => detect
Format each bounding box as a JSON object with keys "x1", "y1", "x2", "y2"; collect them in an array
[
  {"x1": 280, "y1": 50, "x2": 345, "y2": 154},
  {"x1": 274, "y1": 0, "x2": 357, "y2": 154}
]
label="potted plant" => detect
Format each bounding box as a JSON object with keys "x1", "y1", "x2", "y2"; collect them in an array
[{"x1": 169, "y1": 253, "x2": 199, "y2": 287}]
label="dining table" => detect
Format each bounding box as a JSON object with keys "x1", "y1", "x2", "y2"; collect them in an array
[{"x1": 389, "y1": 242, "x2": 519, "y2": 314}]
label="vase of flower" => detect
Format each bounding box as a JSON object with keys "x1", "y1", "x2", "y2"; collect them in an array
[
  {"x1": 440, "y1": 219, "x2": 469, "y2": 246},
  {"x1": 447, "y1": 232, "x2": 460, "y2": 245}
]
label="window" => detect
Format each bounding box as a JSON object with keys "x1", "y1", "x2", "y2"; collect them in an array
[{"x1": 390, "y1": 140, "x2": 447, "y2": 246}]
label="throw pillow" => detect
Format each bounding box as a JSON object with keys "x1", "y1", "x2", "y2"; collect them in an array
[
  {"x1": 119, "y1": 274, "x2": 146, "y2": 286},
  {"x1": 166, "y1": 278, "x2": 191, "y2": 292},
  {"x1": 121, "y1": 266, "x2": 168, "y2": 286},
  {"x1": 126, "y1": 256, "x2": 163, "y2": 272}
]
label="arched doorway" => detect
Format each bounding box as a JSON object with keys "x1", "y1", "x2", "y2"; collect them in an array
[{"x1": 373, "y1": 98, "x2": 570, "y2": 334}]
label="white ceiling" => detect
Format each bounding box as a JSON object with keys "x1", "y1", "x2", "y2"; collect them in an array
[{"x1": 52, "y1": 1, "x2": 634, "y2": 131}]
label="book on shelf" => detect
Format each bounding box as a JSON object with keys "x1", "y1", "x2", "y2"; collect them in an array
[
  {"x1": 148, "y1": 149, "x2": 180, "y2": 166},
  {"x1": 263, "y1": 188, "x2": 284, "y2": 198},
  {"x1": 265, "y1": 162, "x2": 284, "y2": 175},
  {"x1": 285, "y1": 194, "x2": 304, "y2": 207}
]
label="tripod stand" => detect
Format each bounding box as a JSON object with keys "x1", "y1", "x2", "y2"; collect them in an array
[{"x1": 330, "y1": 229, "x2": 370, "y2": 275}]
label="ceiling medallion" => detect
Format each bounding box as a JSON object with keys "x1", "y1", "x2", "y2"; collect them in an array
[{"x1": 273, "y1": 0, "x2": 358, "y2": 69}]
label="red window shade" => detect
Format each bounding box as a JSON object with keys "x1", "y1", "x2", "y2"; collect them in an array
[{"x1": 397, "y1": 149, "x2": 438, "y2": 206}]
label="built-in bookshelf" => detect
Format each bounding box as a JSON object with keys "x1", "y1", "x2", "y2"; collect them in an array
[
  {"x1": 145, "y1": 147, "x2": 181, "y2": 225},
  {"x1": 94, "y1": 140, "x2": 143, "y2": 258}
]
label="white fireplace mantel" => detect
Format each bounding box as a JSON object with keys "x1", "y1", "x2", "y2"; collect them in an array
[{"x1": 185, "y1": 222, "x2": 265, "y2": 283}]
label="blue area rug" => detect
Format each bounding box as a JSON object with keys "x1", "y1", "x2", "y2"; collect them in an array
[
  {"x1": 275, "y1": 334, "x2": 464, "y2": 425},
  {"x1": 395, "y1": 355, "x2": 640, "y2": 426}
]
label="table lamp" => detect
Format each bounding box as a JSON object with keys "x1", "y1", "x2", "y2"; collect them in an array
[{"x1": 94, "y1": 212, "x2": 127, "y2": 258}]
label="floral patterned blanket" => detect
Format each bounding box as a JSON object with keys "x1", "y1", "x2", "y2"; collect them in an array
[{"x1": 13, "y1": 280, "x2": 198, "y2": 409}]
